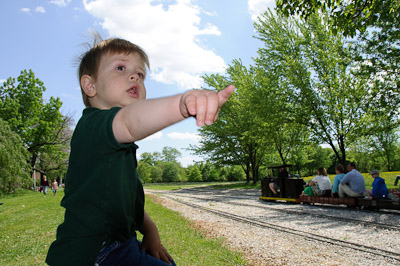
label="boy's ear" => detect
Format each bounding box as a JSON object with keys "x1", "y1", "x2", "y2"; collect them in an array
[{"x1": 81, "y1": 75, "x2": 96, "y2": 97}]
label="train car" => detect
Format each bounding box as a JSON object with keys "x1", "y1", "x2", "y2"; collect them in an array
[
  {"x1": 355, "y1": 197, "x2": 400, "y2": 210},
  {"x1": 259, "y1": 166, "x2": 400, "y2": 211},
  {"x1": 298, "y1": 195, "x2": 357, "y2": 206},
  {"x1": 299, "y1": 195, "x2": 400, "y2": 210}
]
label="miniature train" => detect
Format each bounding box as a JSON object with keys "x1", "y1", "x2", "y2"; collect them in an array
[{"x1": 259, "y1": 165, "x2": 400, "y2": 211}]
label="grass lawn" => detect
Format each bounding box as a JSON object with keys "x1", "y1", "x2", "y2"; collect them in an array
[{"x1": 0, "y1": 189, "x2": 247, "y2": 266}]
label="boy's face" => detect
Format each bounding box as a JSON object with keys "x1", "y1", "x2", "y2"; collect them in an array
[{"x1": 87, "y1": 52, "x2": 147, "y2": 109}]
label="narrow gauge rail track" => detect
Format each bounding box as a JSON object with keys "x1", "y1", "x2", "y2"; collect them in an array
[
  {"x1": 166, "y1": 187, "x2": 400, "y2": 215},
  {"x1": 156, "y1": 191, "x2": 400, "y2": 231},
  {"x1": 157, "y1": 193, "x2": 400, "y2": 263}
]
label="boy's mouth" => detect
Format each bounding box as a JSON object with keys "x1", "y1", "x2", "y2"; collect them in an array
[{"x1": 127, "y1": 86, "x2": 139, "y2": 98}]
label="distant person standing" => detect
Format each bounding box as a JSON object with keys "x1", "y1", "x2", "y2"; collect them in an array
[
  {"x1": 339, "y1": 163, "x2": 365, "y2": 198},
  {"x1": 41, "y1": 176, "x2": 49, "y2": 197},
  {"x1": 52, "y1": 179, "x2": 58, "y2": 197}
]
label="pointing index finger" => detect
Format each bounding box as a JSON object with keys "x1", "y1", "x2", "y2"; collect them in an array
[{"x1": 218, "y1": 85, "x2": 235, "y2": 106}]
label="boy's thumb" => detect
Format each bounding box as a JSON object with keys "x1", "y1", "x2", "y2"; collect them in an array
[{"x1": 218, "y1": 85, "x2": 235, "y2": 104}]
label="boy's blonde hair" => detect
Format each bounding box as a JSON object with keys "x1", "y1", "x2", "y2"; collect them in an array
[{"x1": 78, "y1": 35, "x2": 150, "y2": 107}]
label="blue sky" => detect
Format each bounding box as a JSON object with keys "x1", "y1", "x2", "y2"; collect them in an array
[{"x1": 0, "y1": 0, "x2": 275, "y2": 166}]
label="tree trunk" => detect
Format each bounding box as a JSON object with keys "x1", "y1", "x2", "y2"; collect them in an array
[{"x1": 245, "y1": 161, "x2": 251, "y2": 183}]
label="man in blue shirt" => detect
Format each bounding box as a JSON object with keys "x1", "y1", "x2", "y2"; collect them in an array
[
  {"x1": 339, "y1": 162, "x2": 365, "y2": 198},
  {"x1": 331, "y1": 165, "x2": 345, "y2": 198}
]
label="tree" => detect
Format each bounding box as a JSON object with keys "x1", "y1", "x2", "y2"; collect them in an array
[
  {"x1": 140, "y1": 152, "x2": 156, "y2": 165},
  {"x1": 0, "y1": 70, "x2": 68, "y2": 173},
  {"x1": 187, "y1": 165, "x2": 202, "y2": 182},
  {"x1": 254, "y1": 11, "x2": 373, "y2": 167},
  {"x1": 226, "y1": 165, "x2": 246, "y2": 181},
  {"x1": 161, "y1": 147, "x2": 181, "y2": 163},
  {"x1": 277, "y1": 0, "x2": 400, "y2": 104},
  {"x1": 194, "y1": 61, "x2": 271, "y2": 184},
  {"x1": 162, "y1": 162, "x2": 180, "y2": 182},
  {"x1": 36, "y1": 116, "x2": 73, "y2": 180},
  {"x1": 363, "y1": 111, "x2": 399, "y2": 171},
  {"x1": 347, "y1": 137, "x2": 374, "y2": 173},
  {"x1": 288, "y1": 143, "x2": 313, "y2": 176},
  {"x1": 303, "y1": 145, "x2": 335, "y2": 176},
  {"x1": 276, "y1": 0, "x2": 400, "y2": 37},
  {"x1": 208, "y1": 167, "x2": 221, "y2": 181},
  {"x1": 276, "y1": 1, "x2": 400, "y2": 171},
  {"x1": 150, "y1": 165, "x2": 163, "y2": 183},
  {"x1": 137, "y1": 161, "x2": 152, "y2": 183},
  {"x1": 0, "y1": 118, "x2": 31, "y2": 194}
]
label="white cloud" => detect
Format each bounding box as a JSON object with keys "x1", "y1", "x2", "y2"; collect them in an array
[
  {"x1": 0, "y1": 79, "x2": 6, "y2": 84},
  {"x1": 180, "y1": 155, "x2": 199, "y2": 167},
  {"x1": 248, "y1": 0, "x2": 275, "y2": 21},
  {"x1": 35, "y1": 6, "x2": 46, "y2": 13},
  {"x1": 142, "y1": 131, "x2": 163, "y2": 141},
  {"x1": 21, "y1": 8, "x2": 30, "y2": 13},
  {"x1": 49, "y1": 0, "x2": 72, "y2": 7},
  {"x1": 83, "y1": 0, "x2": 226, "y2": 90},
  {"x1": 167, "y1": 132, "x2": 201, "y2": 142}
]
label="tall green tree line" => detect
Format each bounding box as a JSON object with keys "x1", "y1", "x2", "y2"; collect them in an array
[
  {"x1": 0, "y1": 70, "x2": 72, "y2": 193},
  {"x1": 192, "y1": 8, "x2": 400, "y2": 180}
]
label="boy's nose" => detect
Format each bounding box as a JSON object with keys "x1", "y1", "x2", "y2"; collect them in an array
[{"x1": 129, "y1": 73, "x2": 139, "y2": 81}]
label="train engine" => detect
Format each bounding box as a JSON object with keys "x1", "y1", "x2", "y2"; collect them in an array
[{"x1": 260, "y1": 165, "x2": 304, "y2": 202}]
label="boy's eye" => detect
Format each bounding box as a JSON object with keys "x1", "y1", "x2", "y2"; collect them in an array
[
  {"x1": 138, "y1": 73, "x2": 145, "y2": 79},
  {"x1": 116, "y1": 66, "x2": 125, "y2": 71}
]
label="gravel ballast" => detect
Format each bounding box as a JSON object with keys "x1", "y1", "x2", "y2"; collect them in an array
[{"x1": 146, "y1": 187, "x2": 400, "y2": 266}]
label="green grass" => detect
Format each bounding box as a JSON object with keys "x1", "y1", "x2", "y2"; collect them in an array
[
  {"x1": 0, "y1": 190, "x2": 247, "y2": 266},
  {"x1": 0, "y1": 190, "x2": 64, "y2": 266},
  {"x1": 143, "y1": 195, "x2": 247, "y2": 266}
]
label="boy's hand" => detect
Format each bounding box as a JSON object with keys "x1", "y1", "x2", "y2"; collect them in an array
[
  {"x1": 180, "y1": 85, "x2": 235, "y2": 127},
  {"x1": 141, "y1": 230, "x2": 173, "y2": 265},
  {"x1": 140, "y1": 210, "x2": 173, "y2": 265}
]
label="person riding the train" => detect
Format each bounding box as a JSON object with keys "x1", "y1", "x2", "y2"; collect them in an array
[
  {"x1": 339, "y1": 162, "x2": 366, "y2": 198},
  {"x1": 301, "y1": 167, "x2": 331, "y2": 196},
  {"x1": 366, "y1": 170, "x2": 389, "y2": 199},
  {"x1": 269, "y1": 166, "x2": 289, "y2": 195}
]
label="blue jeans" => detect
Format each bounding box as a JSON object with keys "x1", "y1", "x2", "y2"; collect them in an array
[{"x1": 95, "y1": 236, "x2": 176, "y2": 266}]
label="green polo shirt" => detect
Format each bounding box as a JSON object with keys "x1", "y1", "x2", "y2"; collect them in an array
[{"x1": 46, "y1": 107, "x2": 144, "y2": 266}]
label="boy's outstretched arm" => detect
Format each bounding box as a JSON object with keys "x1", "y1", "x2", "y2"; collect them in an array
[{"x1": 113, "y1": 85, "x2": 234, "y2": 143}]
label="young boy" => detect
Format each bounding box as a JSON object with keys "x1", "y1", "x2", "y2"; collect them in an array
[
  {"x1": 366, "y1": 170, "x2": 389, "y2": 199},
  {"x1": 46, "y1": 37, "x2": 234, "y2": 266},
  {"x1": 51, "y1": 179, "x2": 58, "y2": 197}
]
